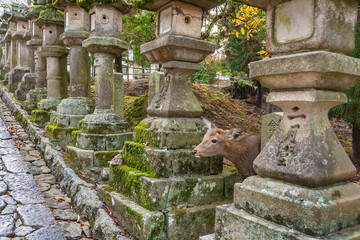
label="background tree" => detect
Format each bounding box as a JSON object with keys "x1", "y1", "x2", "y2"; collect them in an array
[
  {"x1": 329, "y1": 21, "x2": 360, "y2": 167},
  {"x1": 122, "y1": 9, "x2": 156, "y2": 71}
]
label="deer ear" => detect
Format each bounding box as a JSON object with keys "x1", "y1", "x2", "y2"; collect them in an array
[
  {"x1": 226, "y1": 128, "x2": 243, "y2": 140},
  {"x1": 202, "y1": 118, "x2": 213, "y2": 131}
]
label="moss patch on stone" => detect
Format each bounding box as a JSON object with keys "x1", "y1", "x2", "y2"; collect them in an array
[
  {"x1": 94, "y1": 151, "x2": 119, "y2": 167},
  {"x1": 122, "y1": 141, "x2": 156, "y2": 176},
  {"x1": 133, "y1": 122, "x2": 158, "y2": 147},
  {"x1": 31, "y1": 109, "x2": 49, "y2": 124},
  {"x1": 124, "y1": 94, "x2": 148, "y2": 129},
  {"x1": 109, "y1": 165, "x2": 155, "y2": 209}
]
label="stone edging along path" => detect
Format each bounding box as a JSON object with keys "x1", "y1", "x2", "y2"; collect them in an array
[{"x1": 0, "y1": 87, "x2": 132, "y2": 240}]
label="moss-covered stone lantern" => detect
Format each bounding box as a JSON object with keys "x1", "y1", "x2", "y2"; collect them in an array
[
  {"x1": 25, "y1": 3, "x2": 47, "y2": 106},
  {"x1": 65, "y1": 0, "x2": 132, "y2": 181},
  {"x1": 44, "y1": 0, "x2": 94, "y2": 147},
  {"x1": 209, "y1": 0, "x2": 360, "y2": 239},
  {"x1": 5, "y1": 4, "x2": 31, "y2": 93},
  {"x1": 95, "y1": 1, "x2": 238, "y2": 240},
  {"x1": 33, "y1": 7, "x2": 69, "y2": 124}
]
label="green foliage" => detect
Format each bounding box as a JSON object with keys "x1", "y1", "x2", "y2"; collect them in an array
[
  {"x1": 122, "y1": 10, "x2": 156, "y2": 67},
  {"x1": 329, "y1": 22, "x2": 360, "y2": 127},
  {"x1": 37, "y1": 7, "x2": 64, "y2": 23},
  {"x1": 190, "y1": 60, "x2": 224, "y2": 84}
]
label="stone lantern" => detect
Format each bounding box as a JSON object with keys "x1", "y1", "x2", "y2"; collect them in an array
[
  {"x1": 66, "y1": 0, "x2": 132, "y2": 180},
  {"x1": 0, "y1": 22, "x2": 8, "y2": 71},
  {"x1": 25, "y1": 4, "x2": 47, "y2": 106},
  {"x1": 15, "y1": 4, "x2": 46, "y2": 102},
  {"x1": 209, "y1": 0, "x2": 360, "y2": 239},
  {"x1": 97, "y1": 1, "x2": 236, "y2": 239},
  {"x1": 45, "y1": 0, "x2": 94, "y2": 147},
  {"x1": 33, "y1": 7, "x2": 68, "y2": 124},
  {"x1": 7, "y1": 4, "x2": 31, "y2": 93}
]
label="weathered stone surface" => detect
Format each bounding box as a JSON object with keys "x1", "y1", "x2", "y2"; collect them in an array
[
  {"x1": 0, "y1": 195, "x2": 16, "y2": 205},
  {"x1": 32, "y1": 160, "x2": 46, "y2": 167},
  {"x1": 148, "y1": 71, "x2": 165, "y2": 105},
  {"x1": 44, "y1": 198, "x2": 71, "y2": 210},
  {"x1": 53, "y1": 209, "x2": 78, "y2": 221},
  {"x1": 14, "y1": 226, "x2": 35, "y2": 237},
  {"x1": 121, "y1": 141, "x2": 223, "y2": 178},
  {"x1": 214, "y1": 204, "x2": 314, "y2": 240},
  {"x1": 0, "y1": 199, "x2": 5, "y2": 211},
  {"x1": 167, "y1": 201, "x2": 231, "y2": 240},
  {"x1": 34, "y1": 174, "x2": 56, "y2": 185},
  {"x1": 0, "y1": 140, "x2": 15, "y2": 148},
  {"x1": 0, "y1": 215, "x2": 14, "y2": 236},
  {"x1": 1, "y1": 204, "x2": 16, "y2": 215},
  {"x1": 43, "y1": 187, "x2": 66, "y2": 198},
  {"x1": 2, "y1": 157, "x2": 29, "y2": 173},
  {"x1": 261, "y1": 112, "x2": 283, "y2": 149},
  {"x1": 25, "y1": 224, "x2": 66, "y2": 240},
  {"x1": 72, "y1": 186, "x2": 103, "y2": 223},
  {"x1": 38, "y1": 182, "x2": 51, "y2": 192},
  {"x1": 98, "y1": 189, "x2": 165, "y2": 240},
  {"x1": 0, "y1": 148, "x2": 19, "y2": 155},
  {"x1": 134, "y1": 117, "x2": 205, "y2": 149},
  {"x1": 254, "y1": 90, "x2": 356, "y2": 187},
  {"x1": 17, "y1": 204, "x2": 55, "y2": 227},
  {"x1": 109, "y1": 165, "x2": 235, "y2": 211},
  {"x1": 0, "y1": 182, "x2": 7, "y2": 195},
  {"x1": 250, "y1": 51, "x2": 360, "y2": 91},
  {"x1": 4, "y1": 173, "x2": 37, "y2": 191},
  {"x1": 57, "y1": 221, "x2": 82, "y2": 240},
  {"x1": 92, "y1": 209, "x2": 126, "y2": 240},
  {"x1": 234, "y1": 176, "x2": 360, "y2": 235}
]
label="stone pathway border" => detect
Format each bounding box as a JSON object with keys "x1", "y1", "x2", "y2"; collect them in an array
[
  {"x1": 0, "y1": 115, "x2": 66, "y2": 239},
  {"x1": 0, "y1": 87, "x2": 131, "y2": 239}
]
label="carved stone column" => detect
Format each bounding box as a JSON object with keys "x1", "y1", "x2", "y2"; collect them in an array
[
  {"x1": 31, "y1": 8, "x2": 68, "y2": 125},
  {"x1": 46, "y1": 2, "x2": 94, "y2": 147}
]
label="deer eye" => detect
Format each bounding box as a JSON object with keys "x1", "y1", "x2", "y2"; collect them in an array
[{"x1": 212, "y1": 139, "x2": 217, "y2": 143}]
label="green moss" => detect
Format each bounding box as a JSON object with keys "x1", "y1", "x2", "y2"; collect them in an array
[
  {"x1": 31, "y1": 109, "x2": 49, "y2": 124},
  {"x1": 37, "y1": 8, "x2": 64, "y2": 23},
  {"x1": 133, "y1": 122, "x2": 158, "y2": 147},
  {"x1": 103, "y1": 185, "x2": 115, "y2": 192},
  {"x1": 94, "y1": 151, "x2": 119, "y2": 167},
  {"x1": 109, "y1": 165, "x2": 154, "y2": 209},
  {"x1": 171, "y1": 209, "x2": 187, "y2": 216},
  {"x1": 71, "y1": 130, "x2": 83, "y2": 145},
  {"x1": 125, "y1": 205, "x2": 143, "y2": 226},
  {"x1": 122, "y1": 141, "x2": 156, "y2": 176},
  {"x1": 124, "y1": 94, "x2": 148, "y2": 129}
]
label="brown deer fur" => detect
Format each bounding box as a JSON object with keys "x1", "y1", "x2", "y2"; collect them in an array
[{"x1": 192, "y1": 123, "x2": 261, "y2": 179}]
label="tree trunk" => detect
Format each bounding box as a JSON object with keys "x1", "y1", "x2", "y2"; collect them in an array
[
  {"x1": 352, "y1": 124, "x2": 360, "y2": 167},
  {"x1": 256, "y1": 80, "x2": 262, "y2": 108},
  {"x1": 115, "y1": 56, "x2": 122, "y2": 73}
]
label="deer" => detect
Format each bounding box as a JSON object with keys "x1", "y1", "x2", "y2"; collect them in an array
[{"x1": 192, "y1": 119, "x2": 261, "y2": 179}]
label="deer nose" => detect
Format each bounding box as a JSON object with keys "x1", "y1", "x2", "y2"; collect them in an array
[{"x1": 192, "y1": 150, "x2": 197, "y2": 156}]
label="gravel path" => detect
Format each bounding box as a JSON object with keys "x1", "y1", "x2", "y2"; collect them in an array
[{"x1": 0, "y1": 100, "x2": 93, "y2": 240}]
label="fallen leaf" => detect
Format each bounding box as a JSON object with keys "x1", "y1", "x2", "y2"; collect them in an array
[
  {"x1": 65, "y1": 198, "x2": 71, "y2": 204},
  {"x1": 109, "y1": 210, "x2": 113, "y2": 215},
  {"x1": 34, "y1": 155, "x2": 41, "y2": 158},
  {"x1": 42, "y1": 170, "x2": 49, "y2": 174},
  {"x1": 54, "y1": 197, "x2": 64, "y2": 202},
  {"x1": 77, "y1": 215, "x2": 81, "y2": 222}
]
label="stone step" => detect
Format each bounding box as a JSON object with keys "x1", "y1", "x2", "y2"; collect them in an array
[
  {"x1": 109, "y1": 164, "x2": 235, "y2": 211},
  {"x1": 214, "y1": 204, "x2": 360, "y2": 240},
  {"x1": 199, "y1": 234, "x2": 215, "y2": 240},
  {"x1": 73, "y1": 131, "x2": 133, "y2": 151},
  {"x1": 98, "y1": 186, "x2": 232, "y2": 240},
  {"x1": 121, "y1": 141, "x2": 223, "y2": 178}
]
